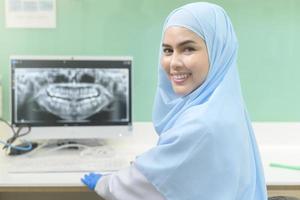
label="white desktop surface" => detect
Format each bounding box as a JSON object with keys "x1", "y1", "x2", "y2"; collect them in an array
[
  {"x1": 1, "y1": 122, "x2": 300, "y2": 190},
  {"x1": 253, "y1": 122, "x2": 300, "y2": 186},
  {"x1": 0, "y1": 122, "x2": 157, "y2": 189},
  {"x1": 261, "y1": 146, "x2": 300, "y2": 186}
]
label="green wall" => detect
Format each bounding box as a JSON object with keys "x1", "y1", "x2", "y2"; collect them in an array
[{"x1": 0, "y1": 0, "x2": 299, "y2": 121}]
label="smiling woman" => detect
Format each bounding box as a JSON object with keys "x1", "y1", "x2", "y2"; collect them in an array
[
  {"x1": 81, "y1": 2, "x2": 268, "y2": 200},
  {"x1": 161, "y1": 26, "x2": 209, "y2": 96}
]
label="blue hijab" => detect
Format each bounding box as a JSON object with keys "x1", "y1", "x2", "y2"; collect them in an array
[{"x1": 135, "y1": 2, "x2": 267, "y2": 200}]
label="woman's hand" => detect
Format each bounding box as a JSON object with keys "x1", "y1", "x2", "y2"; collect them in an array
[{"x1": 81, "y1": 172, "x2": 102, "y2": 190}]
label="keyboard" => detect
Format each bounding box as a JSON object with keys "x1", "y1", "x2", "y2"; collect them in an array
[{"x1": 8, "y1": 154, "x2": 132, "y2": 173}]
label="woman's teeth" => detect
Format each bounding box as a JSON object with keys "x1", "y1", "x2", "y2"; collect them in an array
[
  {"x1": 171, "y1": 73, "x2": 190, "y2": 83},
  {"x1": 173, "y1": 74, "x2": 189, "y2": 80}
]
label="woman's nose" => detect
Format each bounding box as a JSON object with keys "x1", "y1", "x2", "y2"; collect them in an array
[{"x1": 170, "y1": 53, "x2": 183, "y2": 70}]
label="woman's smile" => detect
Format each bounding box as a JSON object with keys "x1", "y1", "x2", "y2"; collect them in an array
[{"x1": 170, "y1": 73, "x2": 191, "y2": 84}]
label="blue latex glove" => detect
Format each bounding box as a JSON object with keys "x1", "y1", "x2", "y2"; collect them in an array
[{"x1": 81, "y1": 172, "x2": 102, "y2": 190}]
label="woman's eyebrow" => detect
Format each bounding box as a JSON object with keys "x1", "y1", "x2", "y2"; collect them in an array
[{"x1": 162, "y1": 40, "x2": 197, "y2": 47}]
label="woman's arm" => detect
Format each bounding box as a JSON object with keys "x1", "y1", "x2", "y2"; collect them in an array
[{"x1": 95, "y1": 163, "x2": 165, "y2": 200}]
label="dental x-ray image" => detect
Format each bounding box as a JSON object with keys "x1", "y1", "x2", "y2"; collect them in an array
[{"x1": 14, "y1": 67, "x2": 129, "y2": 125}]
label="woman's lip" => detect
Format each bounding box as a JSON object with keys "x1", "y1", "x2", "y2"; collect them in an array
[{"x1": 170, "y1": 73, "x2": 190, "y2": 84}]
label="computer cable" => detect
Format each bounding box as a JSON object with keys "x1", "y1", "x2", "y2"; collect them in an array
[
  {"x1": 0, "y1": 140, "x2": 32, "y2": 151},
  {"x1": 0, "y1": 118, "x2": 34, "y2": 154},
  {"x1": 2, "y1": 125, "x2": 31, "y2": 149}
]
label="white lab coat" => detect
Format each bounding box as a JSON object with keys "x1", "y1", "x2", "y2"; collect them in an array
[{"x1": 95, "y1": 163, "x2": 165, "y2": 200}]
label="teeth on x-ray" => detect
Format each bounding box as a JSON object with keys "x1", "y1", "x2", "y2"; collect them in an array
[
  {"x1": 47, "y1": 84, "x2": 100, "y2": 99},
  {"x1": 15, "y1": 68, "x2": 128, "y2": 121},
  {"x1": 36, "y1": 83, "x2": 112, "y2": 120}
]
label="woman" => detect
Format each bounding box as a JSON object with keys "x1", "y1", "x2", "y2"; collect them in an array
[{"x1": 82, "y1": 2, "x2": 268, "y2": 199}]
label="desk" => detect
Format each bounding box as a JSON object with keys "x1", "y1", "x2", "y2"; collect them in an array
[
  {"x1": 262, "y1": 146, "x2": 300, "y2": 197},
  {"x1": 254, "y1": 123, "x2": 300, "y2": 198},
  {"x1": 1, "y1": 122, "x2": 300, "y2": 199},
  {"x1": 0, "y1": 122, "x2": 157, "y2": 200}
]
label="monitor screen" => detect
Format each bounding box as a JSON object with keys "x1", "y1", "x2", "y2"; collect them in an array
[{"x1": 10, "y1": 56, "x2": 132, "y2": 140}]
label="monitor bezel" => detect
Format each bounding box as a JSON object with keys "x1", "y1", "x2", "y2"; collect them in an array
[{"x1": 10, "y1": 55, "x2": 132, "y2": 128}]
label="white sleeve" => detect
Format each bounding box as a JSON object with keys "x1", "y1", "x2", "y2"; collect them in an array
[{"x1": 94, "y1": 163, "x2": 165, "y2": 200}]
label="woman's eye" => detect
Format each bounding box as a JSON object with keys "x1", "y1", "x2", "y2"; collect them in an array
[
  {"x1": 183, "y1": 47, "x2": 195, "y2": 53},
  {"x1": 163, "y1": 48, "x2": 173, "y2": 55}
]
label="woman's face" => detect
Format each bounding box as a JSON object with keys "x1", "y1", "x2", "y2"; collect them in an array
[{"x1": 161, "y1": 26, "x2": 210, "y2": 96}]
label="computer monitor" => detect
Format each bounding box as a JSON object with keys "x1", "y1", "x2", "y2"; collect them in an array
[{"x1": 10, "y1": 56, "x2": 132, "y2": 141}]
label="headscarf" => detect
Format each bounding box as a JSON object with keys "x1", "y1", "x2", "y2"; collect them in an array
[{"x1": 135, "y1": 2, "x2": 267, "y2": 200}]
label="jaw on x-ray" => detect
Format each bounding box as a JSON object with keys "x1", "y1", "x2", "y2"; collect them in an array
[{"x1": 15, "y1": 68, "x2": 128, "y2": 123}]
